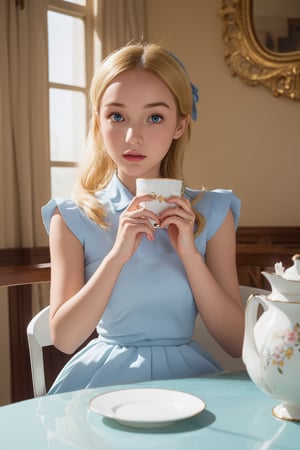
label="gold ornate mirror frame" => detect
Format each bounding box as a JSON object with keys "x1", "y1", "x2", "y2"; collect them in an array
[{"x1": 219, "y1": 0, "x2": 300, "y2": 100}]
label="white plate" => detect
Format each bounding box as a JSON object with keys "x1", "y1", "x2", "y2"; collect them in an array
[{"x1": 89, "y1": 388, "x2": 205, "y2": 428}]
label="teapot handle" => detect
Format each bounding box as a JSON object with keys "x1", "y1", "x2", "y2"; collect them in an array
[{"x1": 242, "y1": 294, "x2": 270, "y2": 392}]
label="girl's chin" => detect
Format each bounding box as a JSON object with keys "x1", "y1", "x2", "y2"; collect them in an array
[{"x1": 117, "y1": 166, "x2": 161, "y2": 180}]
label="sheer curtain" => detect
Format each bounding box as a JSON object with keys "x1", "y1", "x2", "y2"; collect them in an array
[
  {"x1": 0, "y1": 0, "x2": 50, "y2": 405},
  {"x1": 98, "y1": 0, "x2": 145, "y2": 58},
  {"x1": 0, "y1": 0, "x2": 50, "y2": 248}
]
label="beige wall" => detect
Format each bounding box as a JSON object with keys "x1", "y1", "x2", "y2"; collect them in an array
[{"x1": 146, "y1": 0, "x2": 300, "y2": 226}]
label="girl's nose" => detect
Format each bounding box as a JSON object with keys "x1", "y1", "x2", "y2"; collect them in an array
[{"x1": 125, "y1": 127, "x2": 143, "y2": 145}]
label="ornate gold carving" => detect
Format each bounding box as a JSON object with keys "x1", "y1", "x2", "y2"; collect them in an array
[{"x1": 218, "y1": 0, "x2": 300, "y2": 100}]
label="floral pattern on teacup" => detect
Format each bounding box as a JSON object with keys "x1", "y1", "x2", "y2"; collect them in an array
[
  {"x1": 264, "y1": 322, "x2": 300, "y2": 374},
  {"x1": 151, "y1": 193, "x2": 166, "y2": 203}
]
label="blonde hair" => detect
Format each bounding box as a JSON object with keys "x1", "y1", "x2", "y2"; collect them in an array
[{"x1": 73, "y1": 42, "x2": 205, "y2": 235}]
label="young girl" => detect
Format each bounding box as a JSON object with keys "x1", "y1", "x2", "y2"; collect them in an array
[{"x1": 42, "y1": 42, "x2": 244, "y2": 394}]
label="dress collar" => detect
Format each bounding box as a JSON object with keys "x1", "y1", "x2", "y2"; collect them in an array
[
  {"x1": 97, "y1": 173, "x2": 202, "y2": 212},
  {"x1": 99, "y1": 172, "x2": 134, "y2": 211}
]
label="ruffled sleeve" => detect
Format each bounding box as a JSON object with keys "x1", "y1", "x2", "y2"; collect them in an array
[
  {"x1": 185, "y1": 188, "x2": 241, "y2": 243},
  {"x1": 203, "y1": 190, "x2": 240, "y2": 240},
  {"x1": 41, "y1": 198, "x2": 97, "y2": 245}
]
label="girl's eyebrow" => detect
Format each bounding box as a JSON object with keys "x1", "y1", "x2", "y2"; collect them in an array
[
  {"x1": 144, "y1": 102, "x2": 170, "y2": 109},
  {"x1": 103, "y1": 102, "x2": 125, "y2": 108},
  {"x1": 104, "y1": 101, "x2": 170, "y2": 109}
]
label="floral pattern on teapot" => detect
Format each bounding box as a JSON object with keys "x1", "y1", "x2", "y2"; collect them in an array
[{"x1": 264, "y1": 322, "x2": 300, "y2": 374}]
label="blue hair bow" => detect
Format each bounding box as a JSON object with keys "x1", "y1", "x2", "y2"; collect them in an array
[
  {"x1": 168, "y1": 51, "x2": 199, "y2": 121},
  {"x1": 191, "y1": 83, "x2": 199, "y2": 121}
]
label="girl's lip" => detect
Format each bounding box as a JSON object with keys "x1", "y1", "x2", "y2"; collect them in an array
[{"x1": 123, "y1": 154, "x2": 146, "y2": 162}]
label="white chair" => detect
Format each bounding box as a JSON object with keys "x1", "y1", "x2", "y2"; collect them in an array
[
  {"x1": 192, "y1": 285, "x2": 270, "y2": 372},
  {"x1": 27, "y1": 305, "x2": 51, "y2": 397}
]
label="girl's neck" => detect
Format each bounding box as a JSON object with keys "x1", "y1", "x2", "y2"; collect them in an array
[{"x1": 116, "y1": 170, "x2": 162, "y2": 195}]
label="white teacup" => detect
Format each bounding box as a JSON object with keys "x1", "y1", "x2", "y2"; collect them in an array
[{"x1": 136, "y1": 178, "x2": 183, "y2": 227}]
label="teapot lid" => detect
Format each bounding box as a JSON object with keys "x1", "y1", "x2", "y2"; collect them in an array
[{"x1": 275, "y1": 254, "x2": 300, "y2": 281}]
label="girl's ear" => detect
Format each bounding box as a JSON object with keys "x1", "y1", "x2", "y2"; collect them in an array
[{"x1": 173, "y1": 115, "x2": 190, "y2": 139}]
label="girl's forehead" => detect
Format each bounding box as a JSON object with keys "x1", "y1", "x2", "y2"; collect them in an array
[
  {"x1": 101, "y1": 68, "x2": 175, "y2": 103},
  {"x1": 110, "y1": 68, "x2": 169, "y2": 91},
  {"x1": 111, "y1": 67, "x2": 159, "y2": 82}
]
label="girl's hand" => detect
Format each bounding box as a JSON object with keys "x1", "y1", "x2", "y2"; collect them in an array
[
  {"x1": 159, "y1": 196, "x2": 198, "y2": 256},
  {"x1": 110, "y1": 194, "x2": 160, "y2": 264}
]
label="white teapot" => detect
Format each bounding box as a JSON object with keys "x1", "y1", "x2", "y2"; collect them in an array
[{"x1": 243, "y1": 255, "x2": 300, "y2": 421}]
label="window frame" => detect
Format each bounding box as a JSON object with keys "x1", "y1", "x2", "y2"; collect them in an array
[{"x1": 47, "y1": 0, "x2": 95, "y2": 194}]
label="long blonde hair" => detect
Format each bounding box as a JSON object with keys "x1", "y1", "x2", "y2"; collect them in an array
[{"x1": 73, "y1": 42, "x2": 205, "y2": 235}]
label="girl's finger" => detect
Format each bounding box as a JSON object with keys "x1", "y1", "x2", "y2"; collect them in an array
[
  {"x1": 166, "y1": 196, "x2": 192, "y2": 211},
  {"x1": 127, "y1": 193, "x2": 157, "y2": 211}
]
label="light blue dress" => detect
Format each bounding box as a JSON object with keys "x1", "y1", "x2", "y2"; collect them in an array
[{"x1": 42, "y1": 173, "x2": 240, "y2": 394}]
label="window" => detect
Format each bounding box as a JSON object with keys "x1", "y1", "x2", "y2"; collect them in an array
[{"x1": 47, "y1": 0, "x2": 95, "y2": 197}]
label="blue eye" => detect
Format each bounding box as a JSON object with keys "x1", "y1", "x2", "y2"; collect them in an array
[
  {"x1": 111, "y1": 113, "x2": 123, "y2": 122},
  {"x1": 149, "y1": 114, "x2": 162, "y2": 124}
]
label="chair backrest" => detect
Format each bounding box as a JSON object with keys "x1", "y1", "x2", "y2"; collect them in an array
[
  {"x1": 27, "y1": 305, "x2": 51, "y2": 397},
  {"x1": 26, "y1": 306, "x2": 97, "y2": 398},
  {"x1": 193, "y1": 285, "x2": 270, "y2": 372},
  {"x1": 239, "y1": 285, "x2": 270, "y2": 303}
]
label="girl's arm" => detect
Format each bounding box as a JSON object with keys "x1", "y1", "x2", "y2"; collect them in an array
[
  {"x1": 179, "y1": 211, "x2": 244, "y2": 357},
  {"x1": 48, "y1": 196, "x2": 159, "y2": 354},
  {"x1": 48, "y1": 209, "x2": 124, "y2": 354}
]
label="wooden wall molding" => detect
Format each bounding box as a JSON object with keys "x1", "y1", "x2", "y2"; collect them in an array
[{"x1": 236, "y1": 227, "x2": 300, "y2": 289}]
